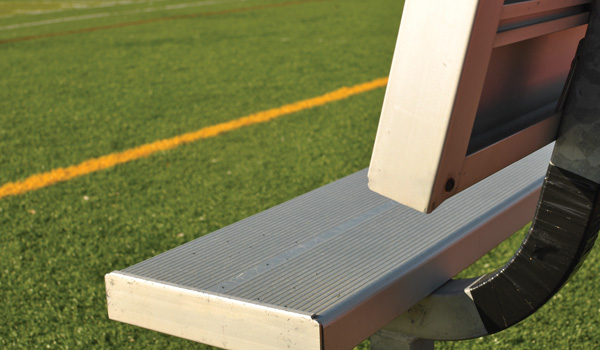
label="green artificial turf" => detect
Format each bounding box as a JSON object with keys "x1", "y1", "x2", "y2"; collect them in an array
[{"x1": 1, "y1": 0, "x2": 599, "y2": 349}]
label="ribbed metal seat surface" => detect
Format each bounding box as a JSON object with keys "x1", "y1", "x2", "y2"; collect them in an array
[{"x1": 106, "y1": 145, "x2": 552, "y2": 350}]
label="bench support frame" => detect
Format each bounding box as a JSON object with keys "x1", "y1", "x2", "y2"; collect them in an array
[
  {"x1": 377, "y1": 0, "x2": 600, "y2": 344},
  {"x1": 371, "y1": 330, "x2": 434, "y2": 350}
]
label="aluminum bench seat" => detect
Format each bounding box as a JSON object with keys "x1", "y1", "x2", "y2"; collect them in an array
[{"x1": 105, "y1": 145, "x2": 552, "y2": 350}]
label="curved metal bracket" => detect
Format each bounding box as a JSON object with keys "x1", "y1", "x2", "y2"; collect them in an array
[{"x1": 386, "y1": 0, "x2": 600, "y2": 340}]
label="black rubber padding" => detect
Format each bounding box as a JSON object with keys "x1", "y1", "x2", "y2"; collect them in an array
[{"x1": 468, "y1": 165, "x2": 600, "y2": 333}]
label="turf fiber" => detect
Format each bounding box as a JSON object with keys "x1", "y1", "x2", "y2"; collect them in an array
[{"x1": 1, "y1": 0, "x2": 599, "y2": 349}]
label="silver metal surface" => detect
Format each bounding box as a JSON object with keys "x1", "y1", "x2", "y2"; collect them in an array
[
  {"x1": 370, "y1": 331, "x2": 434, "y2": 350},
  {"x1": 381, "y1": 278, "x2": 487, "y2": 341},
  {"x1": 105, "y1": 272, "x2": 321, "y2": 350},
  {"x1": 109, "y1": 145, "x2": 553, "y2": 350}
]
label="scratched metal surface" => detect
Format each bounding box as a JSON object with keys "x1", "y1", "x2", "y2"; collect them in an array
[{"x1": 121, "y1": 145, "x2": 552, "y2": 321}]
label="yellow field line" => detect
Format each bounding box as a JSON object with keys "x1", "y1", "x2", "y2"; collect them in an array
[{"x1": 0, "y1": 77, "x2": 388, "y2": 200}]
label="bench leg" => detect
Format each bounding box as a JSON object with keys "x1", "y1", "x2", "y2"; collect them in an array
[{"x1": 370, "y1": 329, "x2": 434, "y2": 350}]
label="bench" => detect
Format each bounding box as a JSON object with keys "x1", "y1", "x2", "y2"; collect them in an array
[{"x1": 105, "y1": 144, "x2": 551, "y2": 350}]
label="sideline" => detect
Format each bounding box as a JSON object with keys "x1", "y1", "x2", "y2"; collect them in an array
[
  {"x1": 0, "y1": 0, "x2": 247, "y2": 31},
  {"x1": 0, "y1": 0, "x2": 325, "y2": 44},
  {"x1": 0, "y1": 77, "x2": 388, "y2": 200},
  {"x1": 0, "y1": 0, "x2": 173, "y2": 19}
]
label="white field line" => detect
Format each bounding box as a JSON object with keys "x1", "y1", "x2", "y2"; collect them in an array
[
  {"x1": 0, "y1": 12, "x2": 112, "y2": 28},
  {"x1": 0, "y1": 0, "x2": 247, "y2": 31},
  {"x1": 0, "y1": 0, "x2": 172, "y2": 18}
]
